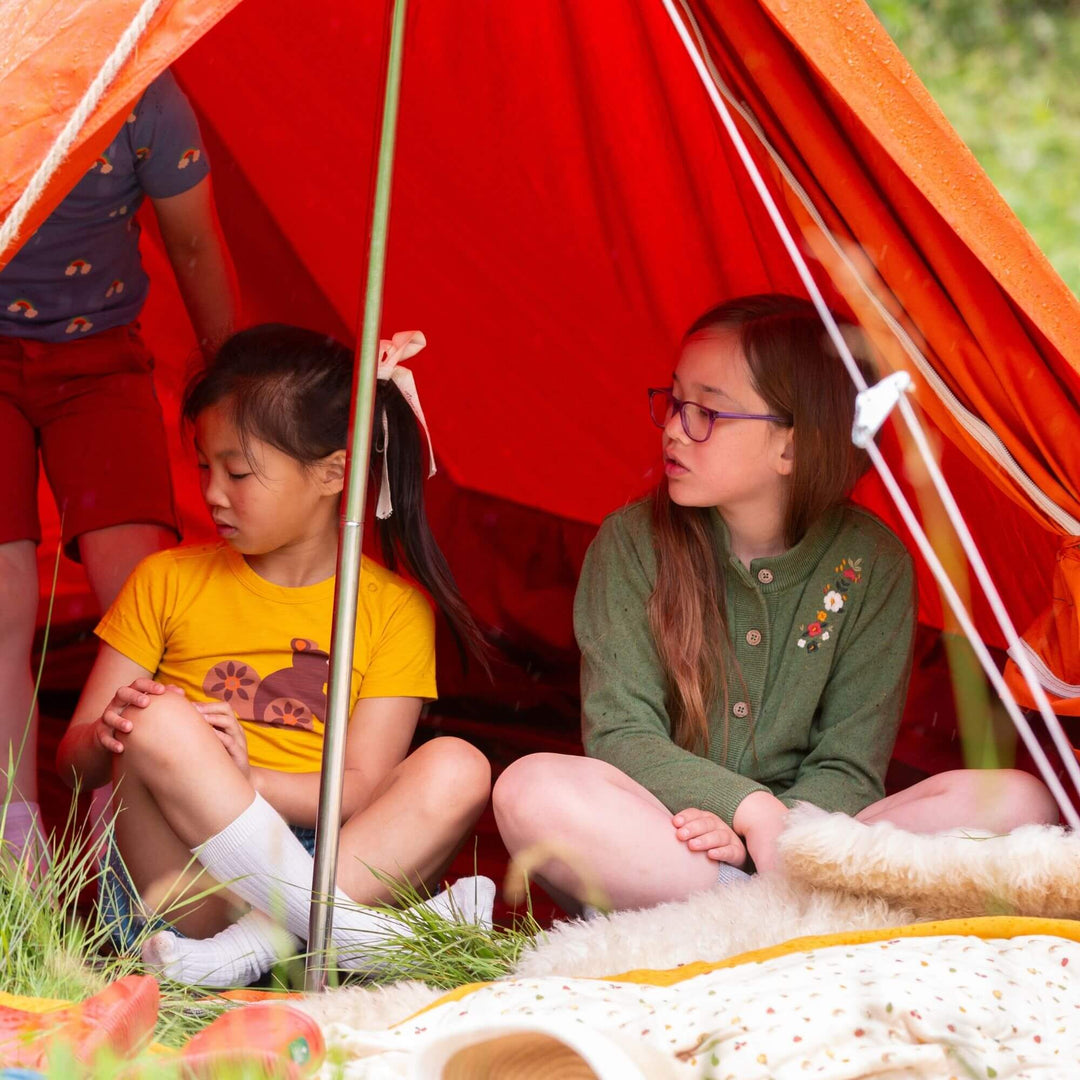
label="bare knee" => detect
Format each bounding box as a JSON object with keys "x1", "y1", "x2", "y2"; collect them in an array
[
  {"x1": 934, "y1": 768, "x2": 1060, "y2": 830},
  {"x1": 493, "y1": 753, "x2": 587, "y2": 850},
  {"x1": 115, "y1": 692, "x2": 211, "y2": 774},
  {"x1": 492, "y1": 753, "x2": 565, "y2": 820},
  {"x1": 995, "y1": 769, "x2": 1059, "y2": 827},
  {"x1": 411, "y1": 737, "x2": 491, "y2": 821}
]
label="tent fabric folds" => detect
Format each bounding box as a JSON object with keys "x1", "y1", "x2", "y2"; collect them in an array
[{"x1": 1, "y1": 0, "x2": 1078, "y2": 714}]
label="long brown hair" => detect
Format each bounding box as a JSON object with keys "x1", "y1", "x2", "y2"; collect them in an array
[{"x1": 648, "y1": 295, "x2": 873, "y2": 752}]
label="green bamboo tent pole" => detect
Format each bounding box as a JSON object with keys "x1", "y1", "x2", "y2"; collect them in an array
[{"x1": 305, "y1": 0, "x2": 409, "y2": 991}]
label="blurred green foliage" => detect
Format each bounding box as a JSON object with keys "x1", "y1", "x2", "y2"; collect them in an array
[{"x1": 868, "y1": 0, "x2": 1080, "y2": 296}]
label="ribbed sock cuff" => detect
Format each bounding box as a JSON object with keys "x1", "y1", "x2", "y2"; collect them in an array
[
  {"x1": 194, "y1": 793, "x2": 266, "y2": 863},
  {"x1": 716, "y1": 862, "x2": 751, "y2": 886}
]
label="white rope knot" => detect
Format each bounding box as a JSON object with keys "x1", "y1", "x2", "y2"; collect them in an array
[{"x1": 376, "y1": 330, "x2": 436, "y2": 519}]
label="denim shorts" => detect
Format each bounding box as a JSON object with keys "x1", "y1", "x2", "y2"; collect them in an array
[{"x1": 99, "y1": 826, "x2": 317, "y2": 953}]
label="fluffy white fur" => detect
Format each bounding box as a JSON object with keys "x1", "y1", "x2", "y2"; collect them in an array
[
  {"x1": 777, "y1": 801, "x2": 1080, "y2": 919},
  {"x1": 299, "y1": 807, "x2": 1080, "y2": 1031},
  {"x1": 513, "y1": 874, "x2": 910, "y2": 979},
  {"x1": 295, "y1": 979, "x2": 444, "y2": 1030}
]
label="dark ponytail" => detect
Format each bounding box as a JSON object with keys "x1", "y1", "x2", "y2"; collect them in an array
[
  {"x1": 374, "y1": 378, "x2": 491, "y2": 674},
  {"x1": 182, "y1": 324, "x2": 491, "y2": 675}
]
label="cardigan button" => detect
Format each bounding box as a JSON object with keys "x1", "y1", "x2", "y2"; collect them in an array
[
  {"x1": 756, "y1": 568, "x2": 774, "y2": 584},
  {"x1": 745, "y1": 629, "x2": 762, "y2": 646},
  {"x1": 732, "y1": 700, "x2": 750, "y2": 719}
]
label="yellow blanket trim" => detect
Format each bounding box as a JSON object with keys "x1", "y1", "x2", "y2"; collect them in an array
[
  {"x1": 0, "y1": 990, "x2": 171, "y2": 1055},
  {"x1": 603, "y1": 915, "x2": 1080, "y2": 986},
  {"x1": 401, "y1": 915, "x2": 1080, "y2": 1022},
  {"x1": 0, "y1": 991, "x2": 69, "y2": 1013},
  {"x1": 397, "y1": 981, "x2": 493, "y2": 1024}
]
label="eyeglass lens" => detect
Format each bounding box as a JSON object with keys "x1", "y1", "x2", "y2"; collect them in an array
[{"x1": 649, "y1": 390, "x2": 712, "y2": 442}]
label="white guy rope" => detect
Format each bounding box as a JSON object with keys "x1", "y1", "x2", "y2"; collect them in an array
[
  {"x1": 674, "y1": 0, "x2": 1080, "y2": 537},
  {"x1": 865, "y1": 434, "x2": 1080, "y2": 824},
  {"x1": 0, "y1": 0, "x2": 168, "y2": 258},
  {"x1": 659, "y1": 0, "x2": 1080, "y2": 827},
  {"x1": 897, "y1": 390, "x2": 1080, "y2": 804}
]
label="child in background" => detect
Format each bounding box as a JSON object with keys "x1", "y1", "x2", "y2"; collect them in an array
[
  {"x1": 495, "y1": 294, "x2": 1058, "y2": 913},
  {"x1": 0, "y1": 69, "x2": 238, "y2": 861},
  {"x1": 57, "y1": 325, "x2": 494, "y2": 986}
]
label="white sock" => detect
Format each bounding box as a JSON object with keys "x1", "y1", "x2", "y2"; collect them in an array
[
  {"x1": 716, "y1": 862, "x2": 751, "y2": 885},
  {"x1": 141, "y1": 911, "x2": 297, "y2": 989},
  {"x1": 2, "y1": 800, "x2": 49, "y2": 876},
  {"x1": 191, "y1": 794, "x2": 495, "y2": 971}
]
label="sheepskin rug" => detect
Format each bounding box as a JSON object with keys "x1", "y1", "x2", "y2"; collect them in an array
[
  {"x1": 298, "y1": 803, "x2": 1080, "y2": 1031},
  {"x1": 296, "y1": 978, "x2": 445, "y2": 1031},
  {"x1": 511, "y1": 874, "x2": 909, "y2": 979},
  {"x1": 778, "y1": 803, "x2": 1080, "y2": 919}
]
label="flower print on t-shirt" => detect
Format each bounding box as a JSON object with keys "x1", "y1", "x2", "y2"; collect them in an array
[{"x1": 202, "y1": 638, "x2": 330, "y2": 732}]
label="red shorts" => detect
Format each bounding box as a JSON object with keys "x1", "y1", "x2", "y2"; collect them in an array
[{"x1": 0, "y1": 324, "x2": 179, "y2": 559}]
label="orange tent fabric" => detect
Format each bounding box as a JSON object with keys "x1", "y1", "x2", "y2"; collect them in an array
[
  {"x1": 0, "y1": 0, "x2": 242, "y2": 257},
  {"x1": 1004, "y1": 542, "x2": 1080, "y2": 718},
  {"x1": 2, "y1": 0, "x2": 1078, "y2": 709}
]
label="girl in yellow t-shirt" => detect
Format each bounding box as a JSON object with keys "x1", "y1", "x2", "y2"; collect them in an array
[{"x1": 57, "y1": 324, "x2": 494, "y2": 986}]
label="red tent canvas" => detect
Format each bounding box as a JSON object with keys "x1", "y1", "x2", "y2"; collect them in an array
[{"x1": 3, "y1": 0, "x2": 1079, "y2": 810}]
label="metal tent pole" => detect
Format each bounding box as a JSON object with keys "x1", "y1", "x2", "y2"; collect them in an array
[{"x1": 304, "y1": 0, "x2": 409, "y2": 992}]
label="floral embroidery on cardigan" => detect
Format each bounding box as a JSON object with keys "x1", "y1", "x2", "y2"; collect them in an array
[{"x1": 797, "y1": 557, "x2": 863, "y2": 653}]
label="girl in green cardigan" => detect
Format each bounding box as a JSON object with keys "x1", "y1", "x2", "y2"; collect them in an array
[{"x1": 494, "y1": 294, "x2": 1058, "y2": 912}]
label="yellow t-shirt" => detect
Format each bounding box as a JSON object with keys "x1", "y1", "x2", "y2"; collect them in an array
[{"x1": 95, "y1": 543, "x2": 437, "y2": 773}]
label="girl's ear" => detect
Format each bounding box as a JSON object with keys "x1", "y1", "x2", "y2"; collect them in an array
[
  {"x1": 317, "y1": 449, "x2": 347, "y2": 495},
  {"x1": 776, "y1": 427, "x2": 795, "y2": 477}
]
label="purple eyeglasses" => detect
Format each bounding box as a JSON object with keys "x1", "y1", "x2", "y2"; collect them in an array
[{"x1": 648, "y1": 387, "x2": 788, "y2": 443}]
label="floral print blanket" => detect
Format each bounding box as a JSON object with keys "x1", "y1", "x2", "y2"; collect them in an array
[{"x1": 319, "y1": 932, "x2": 1080, "y2": 1079}]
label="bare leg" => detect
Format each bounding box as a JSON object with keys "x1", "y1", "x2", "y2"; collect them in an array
[
  {"x1": 118, "y1": 693, "x2": 490, "y2": 903},
  {"x1": 335, "y1": 736, "x2": 491, "y2": 903},
  {"x1": 111, "y1": 691, "x2": 261, "y2": 937},
  {"x1": 493, "y1": 753, "x2": 730, "y2": 911},
  {"x1": 857, "y1": 768, "x2": 1060, "y2": 832},
  {"x1": 112, "y1": 692, "x2": 258, "y2": 850},
  {"x1": 125, "y1": 695, "x2": 492, "y2": 983},
  {"x1": 78, "y1": 523, "x2": 176, "y2": 611},
  {"x1": 110, "y1": 767, "x2": 242, "y2": 938},
  {"x1": 0, "y1": 541, "x2": 39, "y2": 807}
]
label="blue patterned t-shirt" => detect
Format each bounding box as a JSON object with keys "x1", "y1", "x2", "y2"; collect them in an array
[{"x1": 0, "y1": 70, "x2": 210, "y2": 342}]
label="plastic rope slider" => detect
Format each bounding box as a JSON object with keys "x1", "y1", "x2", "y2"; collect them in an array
[{"x1": 851, "y1": 371, "x2": 913, "y2": 448}]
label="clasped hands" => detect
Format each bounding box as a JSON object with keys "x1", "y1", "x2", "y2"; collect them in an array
[
  {"x1": 94, "y1": 678, "x2": 250, "y2": 777},
  {"x1": 672, "y1": 789, "x2": 789, "y2": 873}
]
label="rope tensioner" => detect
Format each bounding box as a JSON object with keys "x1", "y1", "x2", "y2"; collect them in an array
[{"x1": 852, "y1": 371, "x2": 914, "y2": 449}]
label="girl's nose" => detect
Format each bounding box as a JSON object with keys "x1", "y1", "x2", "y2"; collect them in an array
[
  {"x1": 664, "y1": 410, "x2": 688, "y2": 443},
  {"x1": 202, "y1": 472, "x2": 227, "y2": 507}
]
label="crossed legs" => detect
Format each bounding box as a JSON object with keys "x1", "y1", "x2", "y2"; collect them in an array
[
  {"x1": 494, "y1": 753, "x2": 1060, "y2": 913},
  {"x1": 112, "y1": 691, "x2": 491, "y2": 937}
]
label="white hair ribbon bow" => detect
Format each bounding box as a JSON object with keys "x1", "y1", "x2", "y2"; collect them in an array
[{"x1": 375, "y1": 331, "x2": 436, "y2": 519}]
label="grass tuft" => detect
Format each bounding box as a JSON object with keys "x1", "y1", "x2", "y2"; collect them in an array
[
  {"x1": 333, "y1": 867, "x2": 543, "y2": 990},
  {"x1": 0, "y1": 791, "x2": 232, "y2": 1051}
]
